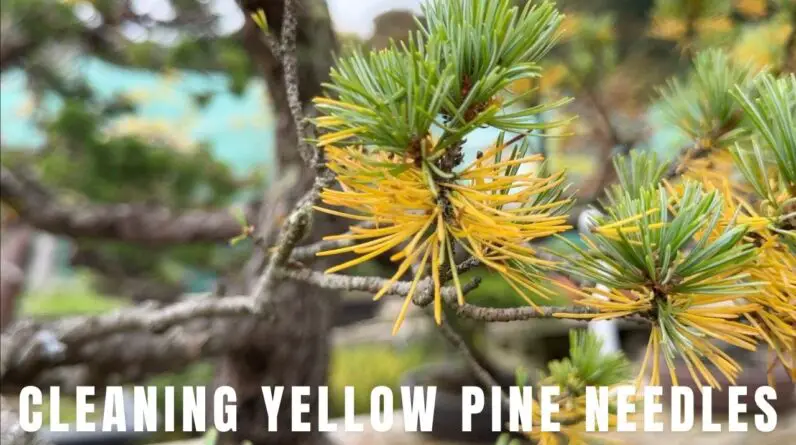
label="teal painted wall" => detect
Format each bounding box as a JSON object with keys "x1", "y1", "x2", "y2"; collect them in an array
[{"x1": 1, "y1": 57, "x2": 276, "y2": 177}]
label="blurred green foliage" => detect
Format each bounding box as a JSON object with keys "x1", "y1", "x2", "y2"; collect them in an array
[
  {"x1": 20, "y1": 272, "x2": 128, "y2": 317},
  {"x1": 463, "y1": 266, "x2": 571, "y2": 308},
  {"x1": 146, "y1": 363, "x2": 217, "y2": 443},
  {"x1": 40, "y1": 100, "x2": 246, "y2": 207},
  {"x1": 328, "y1": 345, "x2": 430, "y2": 417},
  {"x1": 1, "y1": 0, "x2": 266, "y2": 301},
  {"x1": 38, "y1": 394, "x2": 103, "y2": 426}
]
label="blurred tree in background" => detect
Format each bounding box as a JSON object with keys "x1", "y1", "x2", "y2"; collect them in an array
[
  {"x1": 1, "y1": 0, "x2": 266, "y2": 304},
  {"x1": 2, "y1": 1, "x2": 343, "y2": 444}
]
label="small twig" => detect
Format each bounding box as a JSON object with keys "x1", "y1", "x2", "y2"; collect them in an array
[
  {"x1": 413, "y1": 257, "x2": 482, "y2": 306},
  {"x1": 251, "y1": 170, "x2": 333, "y2": 310},
  {"x1": 665, "y1": 140, "x2": 712, "y2": 179},
  {"x1": 261, "y1": 33, "x2": 283, "y2": 60},
  {"x1": 447, "y1": 301, "x2": 644, "y2": 323},
  {"x1": 280, "y1": 0, "x2": 315, "y2": 166},
  {"x1": 0, "y1": 166, "x2": 251, "y2": 245},
  {"x1": 434, "y1": 311, "x2": 511, "y2": 410},
  {"x1": 288, "y1": 221, "x2": 377, "y2": 261},
  {"x1": 248, "y1": 0, "x2": 329, "y2": 310},
  {"x1": 438, "y1": 313, "x2": 504, "y2": 390},
  {"x1": 275, "y1": 265, "x2": 479, "y2": 301}
]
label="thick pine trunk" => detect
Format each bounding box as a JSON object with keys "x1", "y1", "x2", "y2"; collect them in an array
[{"x1": 217, "y1": 2, "x2": 343, "y2": 444}]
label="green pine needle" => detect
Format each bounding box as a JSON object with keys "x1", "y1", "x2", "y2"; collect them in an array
[{"x1": 657, "y1": 49, "x2": 755, "y2": 145}]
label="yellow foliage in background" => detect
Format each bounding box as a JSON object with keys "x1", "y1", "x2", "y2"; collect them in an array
[
  {"x1": 733, "y1": 22, "x2": 794, "y2": 71},
  {"x1": 105, "y1": 117, "x2": 198, "y2": 153},
  {"x1": 735, "y1": 0, "x2": 768, "y2": 19}
]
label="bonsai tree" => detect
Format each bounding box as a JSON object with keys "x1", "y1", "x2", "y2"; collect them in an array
[{"x1": 1, "y1": 0, "x2": 794, "y2": 444}]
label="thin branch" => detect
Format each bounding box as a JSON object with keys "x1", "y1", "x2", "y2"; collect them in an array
[
  {"x1": 251, "y1": 170, "x2": 333, "y2": 311},
  {"x1": 275, "y1": 264, "x2": 480, "y2": 301},
  {"x1": 437, "y1": 312, "x2": 504, "y2": 391},
  {"x1": 279, "y1": 0, "x2": 315, "y2": 166},
  {"x1": 446, "y1": 302, "x2": 625, "y2": 322},
  {"x1": 412, "y1": 257, "x2": 482, "y2": 306},
  {"x1": 1, "y1": 317, "x2": 263, "y2": 389},
  {"x1": 664, "y1": 140, "x2": 712, "y2": 178},
  {"x1": 0, "y1": 262, "x2": 485, "y2": 386},
  {"x1": 288, "y1": 235, "x2": 611, "y2": 324},
  {"x1": 0, "y1": 295, "x2": 258, "y2": 378},
  {"x1": 0, "y1": 166, "x2": 251, "y2": 245},
  {"x1": 261, "y1": 32, "x2": 283, "y2": 60},
  {"x1": 248, "y1": 0, "x2": 330, "y2": 310}
]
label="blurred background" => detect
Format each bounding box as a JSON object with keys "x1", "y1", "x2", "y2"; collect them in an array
[{"x1": 1, "y1": 0, "x2": 794, "y2": 444}]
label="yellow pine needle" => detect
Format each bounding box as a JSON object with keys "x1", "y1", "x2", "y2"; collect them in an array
[
  {"x1": 317, "y1": 228, "x2": 410, "y2": 256},
  {"x1": 459, "y1": 154, "x2": 544, "y2": 176},
  {"x1": 323, "y1": 228, "x2": 414, "y2": 273},
  {"x1": 313, "y1": 97, "x2": 375, "y2": 115},
  {"x1": 445, "y1": 235, "x2": 465, "y2": 306},
  {"x1": 390, "y1": 216, "x2": 438, "y2": 262},
  {"x1": 679, "y1": 317, "x2": 758, "y2": 350},
  {"x1": 650, "y1": 329, "x2": 662, "y2": 387},
  {"x1": 596, "y1": 208, "x2": 659, "y2": 230},
  {"x1": 595, "y1": 222, "x2": 666, "y2": 235},
  {"x1": 318, "y1": 126, "x2": 368, "y2": 146},
  {"x1": 251, "y1": 10, "x2": 268, "y2": 31},
  {"x1": 314, "y1": 116, "x2": 345, "y2": 127},
  {"x1": 313, "y1": 206, "x2": 377, "y2": 221},
  {"x1": 319, "y1": 144, "x2": 571, "y2": 334},
  {"x1": 635, "y1": 330, "x2": 655, "y2": 387},
  {"x1": 374, "y1": 237, "x2": 433, "y2": 302},
  {"x1": 323, "y1": 224, "x2": 407, "y2": 241},
  {"x1": 392, "y1": 242, "x2": 433, "y2": 335},
  {"x1": 501, "y1": 271, "x2": 544, "y2": 312},
  {"x1": 431, "y1": 241, "x2": 443, "y2": 325}
]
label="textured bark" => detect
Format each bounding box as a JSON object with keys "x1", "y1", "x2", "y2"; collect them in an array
[
  {"x1": 0, "y1": 166, "x2": 255, "y2": 246},
  {"x1": 0, "y1": 313, "x2": 259, "y2": 392},
  {"x1": 69, "y1": 246, "x2": 184, "y2": 303},
  {"x1": 0, "y1": 396, "x2": 52, "y2": 445},
  {"x1": 1, "y1": 2, "x2": 345, "y2": 444},
  {"x1": 218, "y1": 1, "x2": 344, "y2": 444},
  {"x1": 0, "y1": 264, "x2": 476, "y2": 390}
]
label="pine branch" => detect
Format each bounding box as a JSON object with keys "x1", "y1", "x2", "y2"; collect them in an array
[
  {"x1": 279, "y1": 0, "x2": 316, "y2": 167},
  {"x1": 0, "y1": 166, "x2": 252, "y2": 245},
  {"x1": 0, "y1": 259, "x2": 484, "y2": 385},
  {"x1": 251, "y1": 170, "x2": 334, "y2": 311},
  {"x1": 436, "y1": 311, "x2": 506, "y2": 398},
  {"x1": 445, "y1": 302, "x2": 612, "y2": 323},
  {"x1": 275, "y1": 265, "x2": 480, "y2": 301}
]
